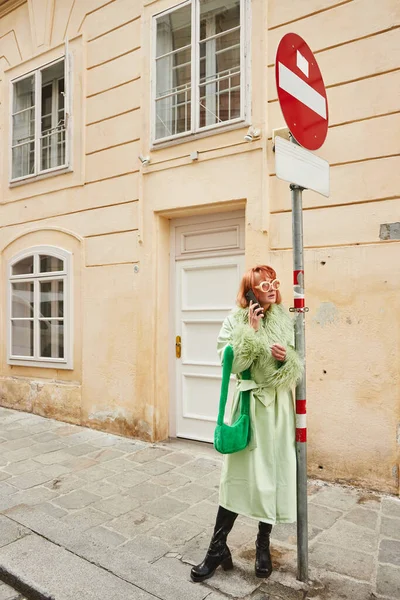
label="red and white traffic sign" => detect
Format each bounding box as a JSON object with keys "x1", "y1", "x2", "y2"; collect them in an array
[{"x1": 275, "y1": 33, "x2": 328, "y2": 151}]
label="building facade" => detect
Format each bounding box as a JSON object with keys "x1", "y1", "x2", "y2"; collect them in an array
[{"x1": 0, "y1": 0, "x2": 399, "y2": 494}]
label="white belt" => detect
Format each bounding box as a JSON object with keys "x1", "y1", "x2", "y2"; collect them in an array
[{"x1": 235, "y1": 379, "x2": 276, "y2": 450}]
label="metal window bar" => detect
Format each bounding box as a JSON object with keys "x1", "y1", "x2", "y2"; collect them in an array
[
  {"x1": 216, "y1": 73, "x2": 220, "y2": 122},
  {"x1": 215, "y1": 43, "x2": 240, "y2": 57},
  {"x1": 38, "y1": 317, "x2": 64, "y2": 320},
  {"x1": 199, "y1": 67, "x2": 241, "y2": 92},
  {"x1": 199, "y1": 30, "x2": 241, "y2": 79},
  {"x1": 199, "y1": 67, "x2": 241, "y2": 124},
  {"x1": 185, "y1": 87, "x2": 189, "y2": 131},
  {"x1": 156, "y1": 43, "x2": 191, "y2": 62},
  {"x1": 200, "y1": 82, "x2": 240, "y2": 96},
  {"x1": 11, "y1": 318, "x2": 34, "y2": 321},
  {"x1": 40, "y1": 120, "x2": 66, "y2": 170},
  {"x1": 155, "y1": 85, "x2": 191, "y2": 136},
  {"x1": 12, "y1": 106, "x2": 35, "y2": 118},
  {"x1": 199, "y1": 99, "x2": 223, "y2": 123},
  {"x1": 200, "y1": 60, "x2": 240, "y2": 80},
  {"x1": 11, "y1": 138, "x2": 35, "y2": 148},
  {"x1": 199, "y1": 42, "x2": 240, "y2": 63},
  {"x1": 156, "y1": 82, "x2": 191, "y2": 134},
  {"x1": 172, "y1": 60, "x2": 191, "y2": 72},
  {"x1": 170, "y1": 62, "x2": 191, "y2": 78},
  {"x1": 174, "y1": 91, "x2": 177, "y2": 135},
  {"x1": 156, "y1": 81, "x2": 191, "y2": 100},
  {"x1": 200, "y1": 24, "x2": 240, "y2": 45},
  {"x1": 200, "y1": 66, "x2": 240, "y2": 86}
]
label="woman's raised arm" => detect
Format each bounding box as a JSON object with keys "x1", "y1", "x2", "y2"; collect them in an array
[{"x1": 217, "y1": 315, "x2": 266, "y2": 374}]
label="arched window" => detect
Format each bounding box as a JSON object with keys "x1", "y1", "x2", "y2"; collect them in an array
[{"x1": 8, "y1": 246, "x2": 72, "y2": 369}]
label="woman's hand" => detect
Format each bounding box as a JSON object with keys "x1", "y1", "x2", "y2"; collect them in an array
[
  {"x1": 271, "y1": 344, "x2": 286, "y2": 361},
  {"x1": 249, "y1": 301, "x2": 264, "y2": 331}
]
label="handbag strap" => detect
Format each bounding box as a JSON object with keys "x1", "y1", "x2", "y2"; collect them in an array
[{"x1": 217, "y1": 345, "x2": 251, "y2": 426}]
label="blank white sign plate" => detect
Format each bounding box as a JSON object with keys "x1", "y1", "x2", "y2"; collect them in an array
[{"x1": 275, "y1": 136, "x2": 330, "y2": 197}]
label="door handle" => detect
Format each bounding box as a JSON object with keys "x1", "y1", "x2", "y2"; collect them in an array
[{"x1": 175, "y1": 336, "x2": 181, "y2": 359}]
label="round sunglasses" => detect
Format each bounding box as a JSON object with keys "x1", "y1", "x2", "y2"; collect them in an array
[{"x1": 254, "y1": 279, "x2": 281, "y2": 293}]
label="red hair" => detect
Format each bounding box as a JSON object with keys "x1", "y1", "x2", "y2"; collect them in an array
[{"x1": 236, "y1": 265, "x2": 282, "y2": 308}]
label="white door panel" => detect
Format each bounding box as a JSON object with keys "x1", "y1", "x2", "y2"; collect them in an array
[
  {"x1": 182, "y1": 321, "x2": 222, "y2": 365},
  {"x1": 175, "y1": 252, "x2": 245, "y2": 442},
  {"x1": 182, "y1": 263, "x2": 241, "y2": 310}
]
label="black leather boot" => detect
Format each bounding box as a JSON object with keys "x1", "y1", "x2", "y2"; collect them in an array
[
  {"x1": 190, "y1": 506, "x2": 238, "y2": 583},
  {"x1": 255, "y1": 522, "x2": 273, "y2": 578}
]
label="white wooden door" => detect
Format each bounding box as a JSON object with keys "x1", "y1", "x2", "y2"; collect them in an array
[{"x1": 172, "y1": 213, "x2": 245, "y2": 442}]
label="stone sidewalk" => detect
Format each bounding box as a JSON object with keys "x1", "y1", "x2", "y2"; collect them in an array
[{"x1": 0, "y1": 407, "x2": 399, "y2": 600}]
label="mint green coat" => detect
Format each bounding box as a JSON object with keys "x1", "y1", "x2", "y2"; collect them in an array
[{"x1": 217, "y1": 304, "x2": 303, "y2": 524}]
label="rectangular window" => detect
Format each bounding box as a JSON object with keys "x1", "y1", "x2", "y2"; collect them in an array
[
  {"x1": 11, "y1": 58, "x2": 68, "y2": 182},
  {"x1": 153, "y1": 0, "x2": 247, "y2": 143},
  {"x1": 8, "y1": 248, "x2": 72, "y2": 369}
]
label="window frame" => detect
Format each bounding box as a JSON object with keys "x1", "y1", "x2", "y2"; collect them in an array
[
  {"x1": 9, "y1": 54, "x2": 71, "y2": 185},
  {"x1": 151, "y1": 0, "x2": 250, "y2": 146},
  {"x1": 40, "y1": 73, "x2": 66, "y2": 173},
  {"x1": 7, "y1": 246, "x2": 73, "y2": 370}
]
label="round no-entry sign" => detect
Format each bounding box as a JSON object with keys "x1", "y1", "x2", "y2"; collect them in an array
[{"x1": 275, "y1": 33, "x2": 329, "y2": 151}]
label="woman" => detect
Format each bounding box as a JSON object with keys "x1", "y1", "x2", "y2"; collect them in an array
[{"x1": 191, "y1": 265, "x2": 303, "y2": 583}]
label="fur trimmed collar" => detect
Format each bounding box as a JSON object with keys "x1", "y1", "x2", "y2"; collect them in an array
[{"x1": 231, "y1": 303, "x2": 294, "y2": 346}]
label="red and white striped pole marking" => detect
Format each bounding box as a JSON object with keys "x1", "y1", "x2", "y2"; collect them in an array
[
  {"x1": 293, "y1": 269, "x2": 307, "y2": 444},
  {"x1": 296, "y1": 400, "x2": 307, "y2": 442}
]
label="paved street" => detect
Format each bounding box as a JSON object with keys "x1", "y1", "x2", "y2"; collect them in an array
[{"x1": 0, "y1": 407, "x2": 399, "y2": 600}]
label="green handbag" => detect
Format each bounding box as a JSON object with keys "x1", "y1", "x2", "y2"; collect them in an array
[{"x1": 214, "y1": 345, "x2": 251, "y2": 454}]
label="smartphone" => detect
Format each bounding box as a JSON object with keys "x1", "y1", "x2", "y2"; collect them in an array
[{"x1": 245, "y1": 289, "x2": 260, "y2": 308}]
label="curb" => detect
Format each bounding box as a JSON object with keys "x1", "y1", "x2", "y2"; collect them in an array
[{"x1": 0, "y1": 567, "x2": 52, "y2": 600}]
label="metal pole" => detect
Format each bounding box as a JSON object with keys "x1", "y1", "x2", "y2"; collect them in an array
[{"x1": 290, "y1": 180, "x2": 308, "y2": 582}]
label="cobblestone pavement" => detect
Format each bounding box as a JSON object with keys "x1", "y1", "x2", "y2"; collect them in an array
[{"x1": 0, "y1": 407, "x2": 399, "y2": 600}]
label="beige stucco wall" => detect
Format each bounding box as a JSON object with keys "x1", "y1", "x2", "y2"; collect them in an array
[
  {"x1": 0, "y1": 0, "x2": 399, "y2": 493},
  {"x1": 265, "y1": 0, "x2": 400, "y2": 495}
]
